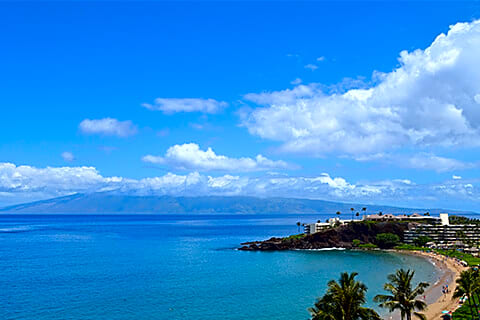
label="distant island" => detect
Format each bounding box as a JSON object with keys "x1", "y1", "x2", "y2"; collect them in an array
[{"x1": 0, "y1": 193, "x2": 476, "y2": 215}]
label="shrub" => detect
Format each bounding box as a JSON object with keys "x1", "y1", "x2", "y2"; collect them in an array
[
  {"x1": 375, "y1": 233, "x2": 400, "y2": 249},
  {"x1": 452, "y1": 300, "x2": 475, "y2": 319},
  {"x1": 283, "y1": 234, "x2": 306, "y2": 241},
  {"x1": 352, "y1": 239, "x2": 361, "y2": 247},
  {"x1": 413, "y1": 236, "x2": 432, "y2": 247},
  {"x1": 394, "y1": 244, "x2": 425, "y2": 251}
]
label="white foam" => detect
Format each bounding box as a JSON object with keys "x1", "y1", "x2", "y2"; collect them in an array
[{"x1": 0, "y1": 225, "x2": 35, "y2": 233}]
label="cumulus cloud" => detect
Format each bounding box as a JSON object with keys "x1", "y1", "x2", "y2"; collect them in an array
[
  {"x1": 304, "y1": 64, "x2": 318, "y2": 71},
  {"x1": 79, "y1": 118, "x2": 137, "y2": 137},
  {"x1": 142, "y1": 143, "x2": 293, "y2": 172},
  {"x1": 142, "y1": 98, "x2": 228, "y2": 114},
  {"x1": 61, "y1": 152, "x2": 75, "y2": 162},
  {"x1": 242, "y1": 20, "x2": 480, "y2": 156},
  {"x1": 317, "y1": 56, "x2": 325, "y2": 62},
  {"x1": 1, "y1": 162, "x2": 479, "y2": 210},
  {"x1": 0, "y1": 163, "x2": 108, "y2": 196}
]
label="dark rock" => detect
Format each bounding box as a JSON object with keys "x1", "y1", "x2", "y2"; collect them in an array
[{"x1": 239, "y1": 221, "x2": 409, "y2": 251}]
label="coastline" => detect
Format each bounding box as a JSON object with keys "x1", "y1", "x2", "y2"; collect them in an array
[
  {"x1": 238, "y1": 221, "x2": 470, "y2": 319},
  {"x1": 280, "y1": 247, "x2": 464, "y2": 319},
  {"x1": 388, "y1": 250, "x2": 466, "y2": 320}
]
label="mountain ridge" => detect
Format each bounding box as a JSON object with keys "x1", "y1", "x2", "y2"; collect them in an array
[{"x1": 0, "y1": 193, "x2": 475, "y2": 215}]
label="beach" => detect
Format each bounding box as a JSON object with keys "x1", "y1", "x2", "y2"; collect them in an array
[{"x1": 386, "y1": 250, "x2": 467, "y2": 320}]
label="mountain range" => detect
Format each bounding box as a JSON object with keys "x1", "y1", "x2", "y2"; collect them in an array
[{"x1": 0, "y1": 193, "x2": 475, "y2": 215}]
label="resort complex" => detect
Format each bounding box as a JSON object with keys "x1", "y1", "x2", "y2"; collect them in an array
[
  {"x1": 304, "y1": 213, "x2": 480, "y2": 256},
  {"x1": 242, "y1": 211, "x2": 480, "y2": 319}
]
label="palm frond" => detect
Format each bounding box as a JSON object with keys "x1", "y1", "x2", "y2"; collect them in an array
[{"x1": 413, "y1": 311, "x2": 427, "y2": 320}]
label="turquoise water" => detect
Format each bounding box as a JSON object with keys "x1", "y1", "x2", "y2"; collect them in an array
[{"x1": 0, "y1": 214, "x2": 439, "y2": 320}]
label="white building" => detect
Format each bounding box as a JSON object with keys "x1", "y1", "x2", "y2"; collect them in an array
[{"x1": 304, "y1": 217, "x2": 352, "y2": 235}]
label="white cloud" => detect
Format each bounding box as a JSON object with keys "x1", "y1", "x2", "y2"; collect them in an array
[
  {"x1": 304, "y1": 64, "x2": 318, "y2": 71},
  {"x1": 142, "y1": 143, "x2": 293, "y2": 172},
  {"x1": 61, "y1": 152, "x2": 75, "y2": 162},
  {"x1": 0, "y1": 163, "x2": 107, "y2": 195},
  {"x1": 79, "y1": 118, "x2": 137, "y2": 137},
  {"x1": 316, "y1": 56, "x2": 325, "y2": 62},
  {"x1": 142, "y1": 98, "x2": 227, "y2": 114},
  {"x1": 453, "y1": 175, "x2": 462, "y2": 180},
  {"x1": 475, "y1": 94, "x2": 480, "y2": 104},
  {"x1": 242, "y1": 20, "x2": 480, "y2": 157},
  {"x1": 356, "y1": 153, "x2": 475, "y2": 172},
  {"x1": 291, "y1": 78, "x2": 302, "y2": 85},
  {"x1": 1, "y1": 162, "x2": 480, "y2": 210},
  {"x1": 244, "y1": 84, "x2": 316, "y2": 106},
  {"x1": 404, "y1": 154, "x2": 474, "y2": 172}
]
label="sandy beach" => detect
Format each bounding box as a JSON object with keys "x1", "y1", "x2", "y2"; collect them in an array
[{"x1": 385, "y1": 250, "x2": 467, "y2": 320}]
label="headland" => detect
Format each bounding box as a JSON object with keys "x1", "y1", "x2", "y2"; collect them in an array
[{"x1": 240, "y1": 213, "x2": 480, "y2": 319}]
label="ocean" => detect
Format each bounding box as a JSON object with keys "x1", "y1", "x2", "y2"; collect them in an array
[{"x1": 0, "y1": 214, "x2": 439, "y2": 320}]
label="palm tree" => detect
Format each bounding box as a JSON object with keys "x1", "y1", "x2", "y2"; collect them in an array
[
  {"x1": 362, "y1": 207, "x2": 367, "y2": 219},
  {"x1": 336, "y1": 211, "x2": 341, "y2": 217},
  {"x1": 350, "y1": 207, "x2": 355, "y2": 221},
  {"x1": 309, "y1": 272, "x2": 380, "y2": 320},
  {"x1": 453, "y1": 269, "x2": 480, "y2": 319},
  {"x1": 296, "y1": 221, "x2": 301, "y2": 233},
  {"x1": 356, "y1": 212, "x2": 360, "y2": 220},
  {"x1": 374, "y1": 269, "x2": 429, "y2": 320}
]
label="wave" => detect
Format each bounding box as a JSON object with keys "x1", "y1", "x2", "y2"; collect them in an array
[
  {"x1": 0, "y1": 225, "x2": 37, "y2": 233},
  {"x1": 293, "y1": 247, "x2": 347, "y2": 251}
]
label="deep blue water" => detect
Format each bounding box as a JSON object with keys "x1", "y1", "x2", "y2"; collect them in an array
[{"x1": 0, "y1": 214, "x2": 439, "y2": 320}]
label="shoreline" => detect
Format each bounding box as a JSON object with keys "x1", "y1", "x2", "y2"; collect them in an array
[
  {"x1": 388, "y1": 250, "x2": 466, "y2": 320},
  {"x1": 294, "y1": 248, "x2": 465, "y2": 319}
]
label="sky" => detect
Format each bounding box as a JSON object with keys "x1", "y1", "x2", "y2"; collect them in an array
[{"x1": 2, "y1": 1, "x2": 480, "y2": 211}]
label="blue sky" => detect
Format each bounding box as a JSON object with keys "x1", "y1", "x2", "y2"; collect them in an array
[{"x1": 2, "y1": 1, "x2": 480, "y2": 211}]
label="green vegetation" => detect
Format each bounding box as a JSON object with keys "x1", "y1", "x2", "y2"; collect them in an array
[
  {"x1": 358, "y1": 243, "x2": 378, "y2": 249},
  {"x1": 433, "y1": 249, "x2": 480, "y2": 266},
  {"x1": 450, "y1": 215, "x2": 480, "y2": 225},
  {"x1": 308, "y1": 269, "x2": 430, "y2": 320},
  {"x1": 352, "y1": 239, "x2": 361, "y2": 247},
  {"x1": 452, "y1": 269, "x2": 480, "y2": 320},
  {"x1": 356, "y1": 220, "x2": 378, "y2": 228},
  {"x1": 393, "y1": 244, "x2": 426, "y2": 251},
  {"x1": 392, "y1": 245, "x2": 480, "y2": 266},
  {"x1": 283, "y1": 234, "x2": 306, "y2": 241},
  {"x1": 374, "y1": 269, "x2": 429, "y2": 320},
  {"x1": 308, "y1": 272, "x2": 381, "y2": 320},
  {"x1": 375, "y1": 233, "x2": 400, "y2": 249},
  {"x1": 452, "y1": 301, "x2": 476, "y2": 320},
  {"x1": 413, "y1": 236, "x2": 432, "y2": 247}
]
